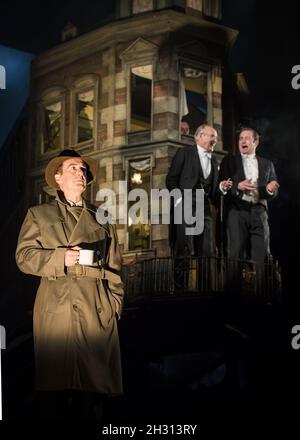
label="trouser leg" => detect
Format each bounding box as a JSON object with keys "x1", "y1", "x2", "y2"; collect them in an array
[
  {"x1": 193, "y1": 213, "x2": 214, "y2": 290},
  {"x1": 173, "y1": 222, "x2": 192, "y2": 289},
  {"x1": 226, "y1": 207, "x2": 250, "y2": 290},
  {"x1": 249, "y1": 205, "x2": 269, "y2": 291}
]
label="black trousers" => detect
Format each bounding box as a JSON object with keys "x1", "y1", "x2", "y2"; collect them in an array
[
  {"x1": 174, "y1": 202, "x2": 214, "y2": 258},
  {"x1": 226, "y1": 203, "x2": 270, "y2": 263},
  {"x1": 225, "y1": 203, "x2": 270, "y2": 291},
  {"x1": 173, "y1": 201, "x2": 214, "y2": 290}
]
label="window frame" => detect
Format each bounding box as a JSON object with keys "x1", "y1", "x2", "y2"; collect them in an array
[
  {"x1": 70, "y1": 74, "x2": 99, "y2": 151},
  {"x1": 123, "y1": 153, "x2": 155, "y2": 252},
  {"x1": 178, "y1": 59, "x2": 213, "y2": 135},
  {"x1": 128, "y1": 63, "x2": 154, "y2": 135},
  {"x1": 37, "y1": 86, "x2": 66, "y2": 157},
  {"x1": 125, "y1": 61, "x2": 154, "y2": 142},
  {"x1": 120, "y1": 38, "x2": 158, "y2": 143}
]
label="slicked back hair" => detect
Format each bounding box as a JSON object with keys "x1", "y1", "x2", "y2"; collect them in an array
[{"x1": 239, "y1": 127, "x2": 259, "y2": 141}]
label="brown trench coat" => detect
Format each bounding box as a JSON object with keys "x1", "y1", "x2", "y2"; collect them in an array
[{"x1": 15, "y1": 194, "x2": 124, "y2": 395}]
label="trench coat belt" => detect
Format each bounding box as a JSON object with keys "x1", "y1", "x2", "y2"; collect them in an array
[{"x1": 53, "y1": 265, "x2": 121, "y2": 283}]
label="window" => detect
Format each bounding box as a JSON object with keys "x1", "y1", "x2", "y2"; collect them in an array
[
  {"x1": 38, "y1": 87, "x2": 66, "y2": 155},
  {"x1": 76, "y1": 89, "x2": 94, "y2": 143},
  {"x1": 130, "y1": 65, "x2": 152, "y2": 132},
  {"x1": 43, "y1": 101, "x2": 62, "y2": 152},
  {"x1": 180, "y1": 66, "x2": 209, "y2": 134},
  {"x1": 127, "y1": 157, "x2": 151, "y2": 251},
  {"x1": 70, "y1": 75, "x2": 98, "y2": 148}
]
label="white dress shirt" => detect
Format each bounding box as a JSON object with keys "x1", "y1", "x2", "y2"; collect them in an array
[
  {"x1": 241, "y1": 154, "x2": 259, "y2": 202},
  {"x1": 241, "y1": 153, "x2": 258, "y2": 183},
  {"x1": 66, "y1": 199, "x2": 83, "y2": 207},
  {"x1": 197, "y1": 145, "x2": 212, "y2": 179},
  {"x1": 174, "y1": 145, "x2": 212, "y2": 209}
]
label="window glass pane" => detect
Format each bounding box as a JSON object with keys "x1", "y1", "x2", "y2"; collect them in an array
[
  {"x1": 130, "y1": 65, "x2": 152, "y2": 132},
  {"x1": 43, "y1": 101, "x2": 61, "y2": 152},
  {"x1": 77, "y1": 89, "x2": 94, "y2": 143},
  {"x1": 128, "y1": 158, "x2": 151, "y2": 250},
  {"x1": 181, "y1": 67, "x2": 208, "y2": 134}
]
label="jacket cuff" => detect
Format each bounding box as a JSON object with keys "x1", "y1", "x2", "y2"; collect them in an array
[{"x1": 52, "y1": 248, "x2": 66, "y2": 278}]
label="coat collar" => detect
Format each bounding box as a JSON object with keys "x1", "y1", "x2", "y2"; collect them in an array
[{"x1": 49, "y1": 192, "x2": 110, "y2": 246}]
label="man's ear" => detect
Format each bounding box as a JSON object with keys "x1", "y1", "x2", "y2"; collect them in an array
[{"x1": 54, "y1": 173, "x2": 61, "y2": 185}]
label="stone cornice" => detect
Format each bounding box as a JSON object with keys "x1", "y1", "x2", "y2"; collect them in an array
[{"x1": 32, "y1": 10, "x2": 238, "y2": 78}]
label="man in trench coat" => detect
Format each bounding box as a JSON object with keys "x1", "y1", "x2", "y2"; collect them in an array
[{"x1": 16, "y1": 149, "x2": 124, "y2": 418}]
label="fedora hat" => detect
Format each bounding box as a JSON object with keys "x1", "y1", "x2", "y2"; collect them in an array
[{"x1": 45, "y1": 149, "x2": 97, "y2": 189}]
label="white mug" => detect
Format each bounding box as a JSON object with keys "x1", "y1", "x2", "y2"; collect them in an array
[{"x1": 79, "y1": 249, "x2": 94, "y2": 266}]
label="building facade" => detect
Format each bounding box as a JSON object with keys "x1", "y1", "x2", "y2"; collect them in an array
[{"x1": 26, "y1": 0, "x2": 238, "y2": 261}]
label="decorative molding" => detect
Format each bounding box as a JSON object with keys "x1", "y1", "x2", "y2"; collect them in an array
[
  {"x1": 31, "y1": 10, "x2": 237, "y2": 78},
  {"x1": 119, "y1": 37, "x2": 159, "y2": 64}
]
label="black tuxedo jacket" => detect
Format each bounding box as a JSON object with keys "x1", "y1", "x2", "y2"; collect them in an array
[
  {"x1": 166, "y1": 144, "x2": 219, "y2": 202},
  {"x1": 218, "y1": 154, "x2": 278, "y2": 209}
]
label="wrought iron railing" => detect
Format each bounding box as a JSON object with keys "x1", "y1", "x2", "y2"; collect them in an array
[{"x1": 122, "y1": 256, "x2": 282, "y2": 303}]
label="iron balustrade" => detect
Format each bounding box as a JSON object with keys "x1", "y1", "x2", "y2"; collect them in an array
[{"x1": 122, "y1": 256, "x2": 281, "y2": 302}]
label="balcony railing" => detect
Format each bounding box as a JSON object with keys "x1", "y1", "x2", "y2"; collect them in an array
[{"x1": 122, "y1": 256, "x2": 282, "y2": 303}]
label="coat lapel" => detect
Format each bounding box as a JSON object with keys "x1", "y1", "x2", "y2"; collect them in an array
[
  {"x1": 257, "y1": 155, "x2": 265, "y2": 187},
  {"x1": 68, "y1": 207, "x2": 108, "y2": 246},
  {"x1": 236, "y1": 155, "x2": 246, "y2": 182},
  {"x1": 211, "y1": 155, "x2": 218, "y2": 193},
  {"x1": 42, "y1": 200, "x2": 70, "y2": 247},
  {"x1": 192, "y1": 145, "x2": 202, "y2": 178}
]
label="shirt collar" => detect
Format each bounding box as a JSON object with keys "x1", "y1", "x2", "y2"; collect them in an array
[
  {"x1": 66, "y1": 199, "x2": 83, "y2": 207},
  {"x1": 197, "y1": 145, "x2": 212, "y2": 157},
  {"x1": 242, "y1": 153, "x2": 256, "y2": 160},
  {"x1": 55, "y1": 190, "x2": 85, "y2": 207}
]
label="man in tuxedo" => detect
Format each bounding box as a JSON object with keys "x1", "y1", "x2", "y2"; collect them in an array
[
  {"x1": 166, "y1": 124, "x2": 232, "y2": 258},
  {"x1": 219, "y1": 127, "x2": 279, "y2": 264}
]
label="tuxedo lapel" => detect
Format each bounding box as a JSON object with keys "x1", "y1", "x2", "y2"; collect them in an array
[
  {"x1": 211, "y1": 155, "x2": 218, "y2": 192},
  {"x1": 257, "y1": 156, "x2": 265, "y2": 187},
  {"x1": 192, "y1": 145, "x2": 202, "y2": 178},
  {"x1": 236, "y1": 155, "x2": 246, "y2": 182}
]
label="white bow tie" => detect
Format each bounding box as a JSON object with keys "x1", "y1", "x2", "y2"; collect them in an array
[{"x1": 202, "y1": 152, "x2": 212, "y2": 159}]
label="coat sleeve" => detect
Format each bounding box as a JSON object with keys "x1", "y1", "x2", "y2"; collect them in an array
[
  {"x1": 218, "y1": 156, "x2": 239, "y2": 197},
  {"x1": 15, "y1": 208, "x2": 66, "y2": 278},
  {"x1": 259, "y1": 160, "x2": 279, "y2": 200},
  {"x1": 105, "y1": 224, "x2": 124, "y2": 320}
]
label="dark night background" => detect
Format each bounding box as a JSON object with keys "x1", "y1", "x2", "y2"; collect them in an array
[{"x1": 1, "y1": 0, "x2": 300, "y2": 424}]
